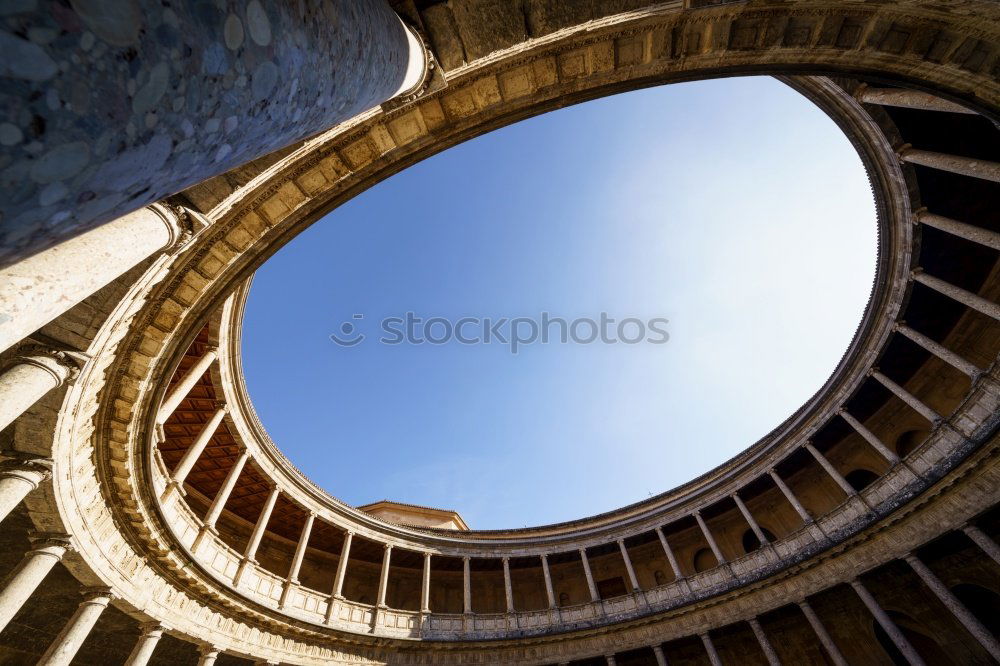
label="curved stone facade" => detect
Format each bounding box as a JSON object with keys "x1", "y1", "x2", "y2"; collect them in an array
[{"x1": 0, "y1": 1, "x2": 998, "y2": 664}]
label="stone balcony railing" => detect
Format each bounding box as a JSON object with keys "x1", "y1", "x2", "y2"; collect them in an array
[{"x1": 148, "y1": 362, "x2": 999, "y2": 640}]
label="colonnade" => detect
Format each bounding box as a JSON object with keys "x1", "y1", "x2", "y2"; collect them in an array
[
  {"x1": 547, "y1": 544, "x2": 1000, "y2": 666},
  {"x1": 144, "y1": 199, "x2": 999, "y2": 622},
  {"x1": 0, "y1": 20, "x2": 996, "y2": 657},
  {"x1": 5, "y1": 532, "x2": 995, "y2": 666}
]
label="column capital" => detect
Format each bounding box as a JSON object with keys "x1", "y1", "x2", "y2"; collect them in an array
[
  {"x1": 153, "y1": 202, "x2": 210, "y2": 251},
  {"x1": 80, "y1": 586, "x2": 115, "y2": 603},
  {"x1": 28, "y1": 531, "x2": 73, "y2": 551},
  {"x1": 383, "y1": 20, "x2": 436, "y2": 105},
  {"x1": 198, "y1": 643, "x2": 222, "y2": 656},
  {"x1": 138, "y1": 621, "x2": 168, "y2": 635},
  {"x1": 9, "y1": 345, "x2": 86, "y2": 384},
  {"x1": 0, "y1": 457, "x2": 53, "y2": 482}
]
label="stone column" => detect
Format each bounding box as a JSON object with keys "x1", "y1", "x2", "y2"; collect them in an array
[
  {"x1": 279, "y1": 512, "x2": 315, "y2": 608},
  {"x1": 197, "y1": 448, "x2": 251, "y2": 547},
  {"x1": 540, "y1": 554, "x2": 557, "y2": 608},
  {"x1": 376, "y1": 544, "x2": 393, "y2": 608},
  {"x1": 895, "y1": 323, "x2": 980, "y2": 378},
  {"x1": 694, "y1": 511, "x2": 727, "y2": 564},
  {"x1": 234, "y1": 484, "x2": 279, "y2": 586},
  {"x1": 749, "y1": 617, "x2": 781, "y2": 665},
  {"x1": 731, "y1": 493, "x2": 770, "y2": 546},
  {"x1": 652, "y1": 645, "x2": 668, "y2": 666},
  {"x1": 856, "y1": 86, "x2": 975, "y2": 113},
  {"x1": 605, "y1": 655, "x2": 617, "y2": 666},
  {"x1": 502, "y1": 557, "x2": 514, "y2": 613},
  {"x1": 194, "y1": 449, "x2": 249, "y2": 552},
  {"x1": 462, "y1": 556, "x2": 472, "y2": 615},
  {"x1": 803, "y1": 443, "x2": 856, "y2": 497},
  {"x1": 656, "y1": 527, "x2": 685, "y2": 582},
  {"x1": 0, "y1": 205, "x2": 187, "y2": 354},
  {"x1": 851, "y1": 580, "x2": 926, "y2": 666},
  {"x1": 700, "y1": 632, "x2": 723, "y2": 666},
  {"x1": 798, "y1": 600, "x2": 847, "y2": 666},
  {"x1": 0, "y1": 348, "x2": 79, "y2": 431},
  {"x1": 905, "y1": 554, "x2": 1000, "y2": 660},
  {"x1": 839, "y1": 410, "x2": 900, "y2": 464},
  {"x1": 421, "y1": 552, "x2": 432, "y2": 613},
  {"x1": 0, "y1": 533, "x2": 71, "y2": 633},
  {"x1": 157, "y1": 347, "x2": 219, "y2": 424},
  {"x1": 0, "y1": 457, "x2": 53, "y2": 524},
  {"x1": 38, "y1": 588, "x2": 114, "y2": 666},
  {"x1": 962, "y1": 525, "x2": 1000, "y2": 566},
  {"x1": 912, "y1": 270, "x2": 1000, "y2": 321},
  {"x1": 124, "y1": 622, "x2": 166, "y2": 666},
  {"x1": 915, "y1": 210, "x2": 1000, "y2": 251},
  {"x1": 579, "y1": 548, "x2": 600, "y2": 602},
  {"x1": 768, "y1": 470, "x2": 813, "y2": 524},
  {"x1": 899, "y1": 147, "x2": 1000, "y2": 183},
  {"x1": 332, "y1": 531, "x2": 354, "y2": 596},
  {"x1": 870, "y1": 370, "x2": 940, "y2": 424},
  {"x1": 617, "y1": 539, "x2": 641, "y2": 592},
  {"x1": 0, "y1": 2, "x2": 429, "y2": 267},
  {"x1": 197, "y1": 645, "x2": 221, "y2": 666},
  {"x1": 162, "y1": 405, "x2": 227, "y2": 501}
]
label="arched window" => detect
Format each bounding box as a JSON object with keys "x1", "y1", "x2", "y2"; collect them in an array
[
  {"x1": 845, "y1": 468, "x2": 880, "y2": 492},
  {"x1": 950, "y1": 583, "x2": 1000, "y2": 636},
  {"x1": 653, "y1": 569, "x2": 667, "y2": 586},
  {"x1": 895, "y1": 429, "x2": 930, "y2": 458},
  {"x1": 693, "y1": 548, "x2": 717, "y2": 573},
  {"x1": 872, "y1": 610, "x2": 954, "y2": 665},
  {"x1": 742, "y1": 527, "x2": 777, "y2": 553}
]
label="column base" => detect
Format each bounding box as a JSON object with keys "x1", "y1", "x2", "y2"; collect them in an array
[
  {"x1": 158, "y1": 480, "x2": 187, "y2": 505},
  {"x1": 190, "y1": 524, "x2": 218, "y2": 554}
]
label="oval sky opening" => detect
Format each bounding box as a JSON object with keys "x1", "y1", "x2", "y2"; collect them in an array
[{"x1": 243, "y1": 76, "x2": 877, "y2": 530}]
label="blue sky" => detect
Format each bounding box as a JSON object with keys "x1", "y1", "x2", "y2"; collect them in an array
[{"x1": 242, "y1": 76, "x2": 876, "y2": 529}]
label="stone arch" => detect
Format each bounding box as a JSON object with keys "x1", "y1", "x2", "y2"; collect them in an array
[
  {"x1": 742, "y1": 527, "x2": 776, "y2": 554},
  {"x1": 693, "y1": 548, "x2": 717, "y2": 573},
  {"x1": 845, "y1": 468, "x2": 882, "y2": 492},
  {"x1": 895, "y1": 429, "x2": 931, "y2": 458}
]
